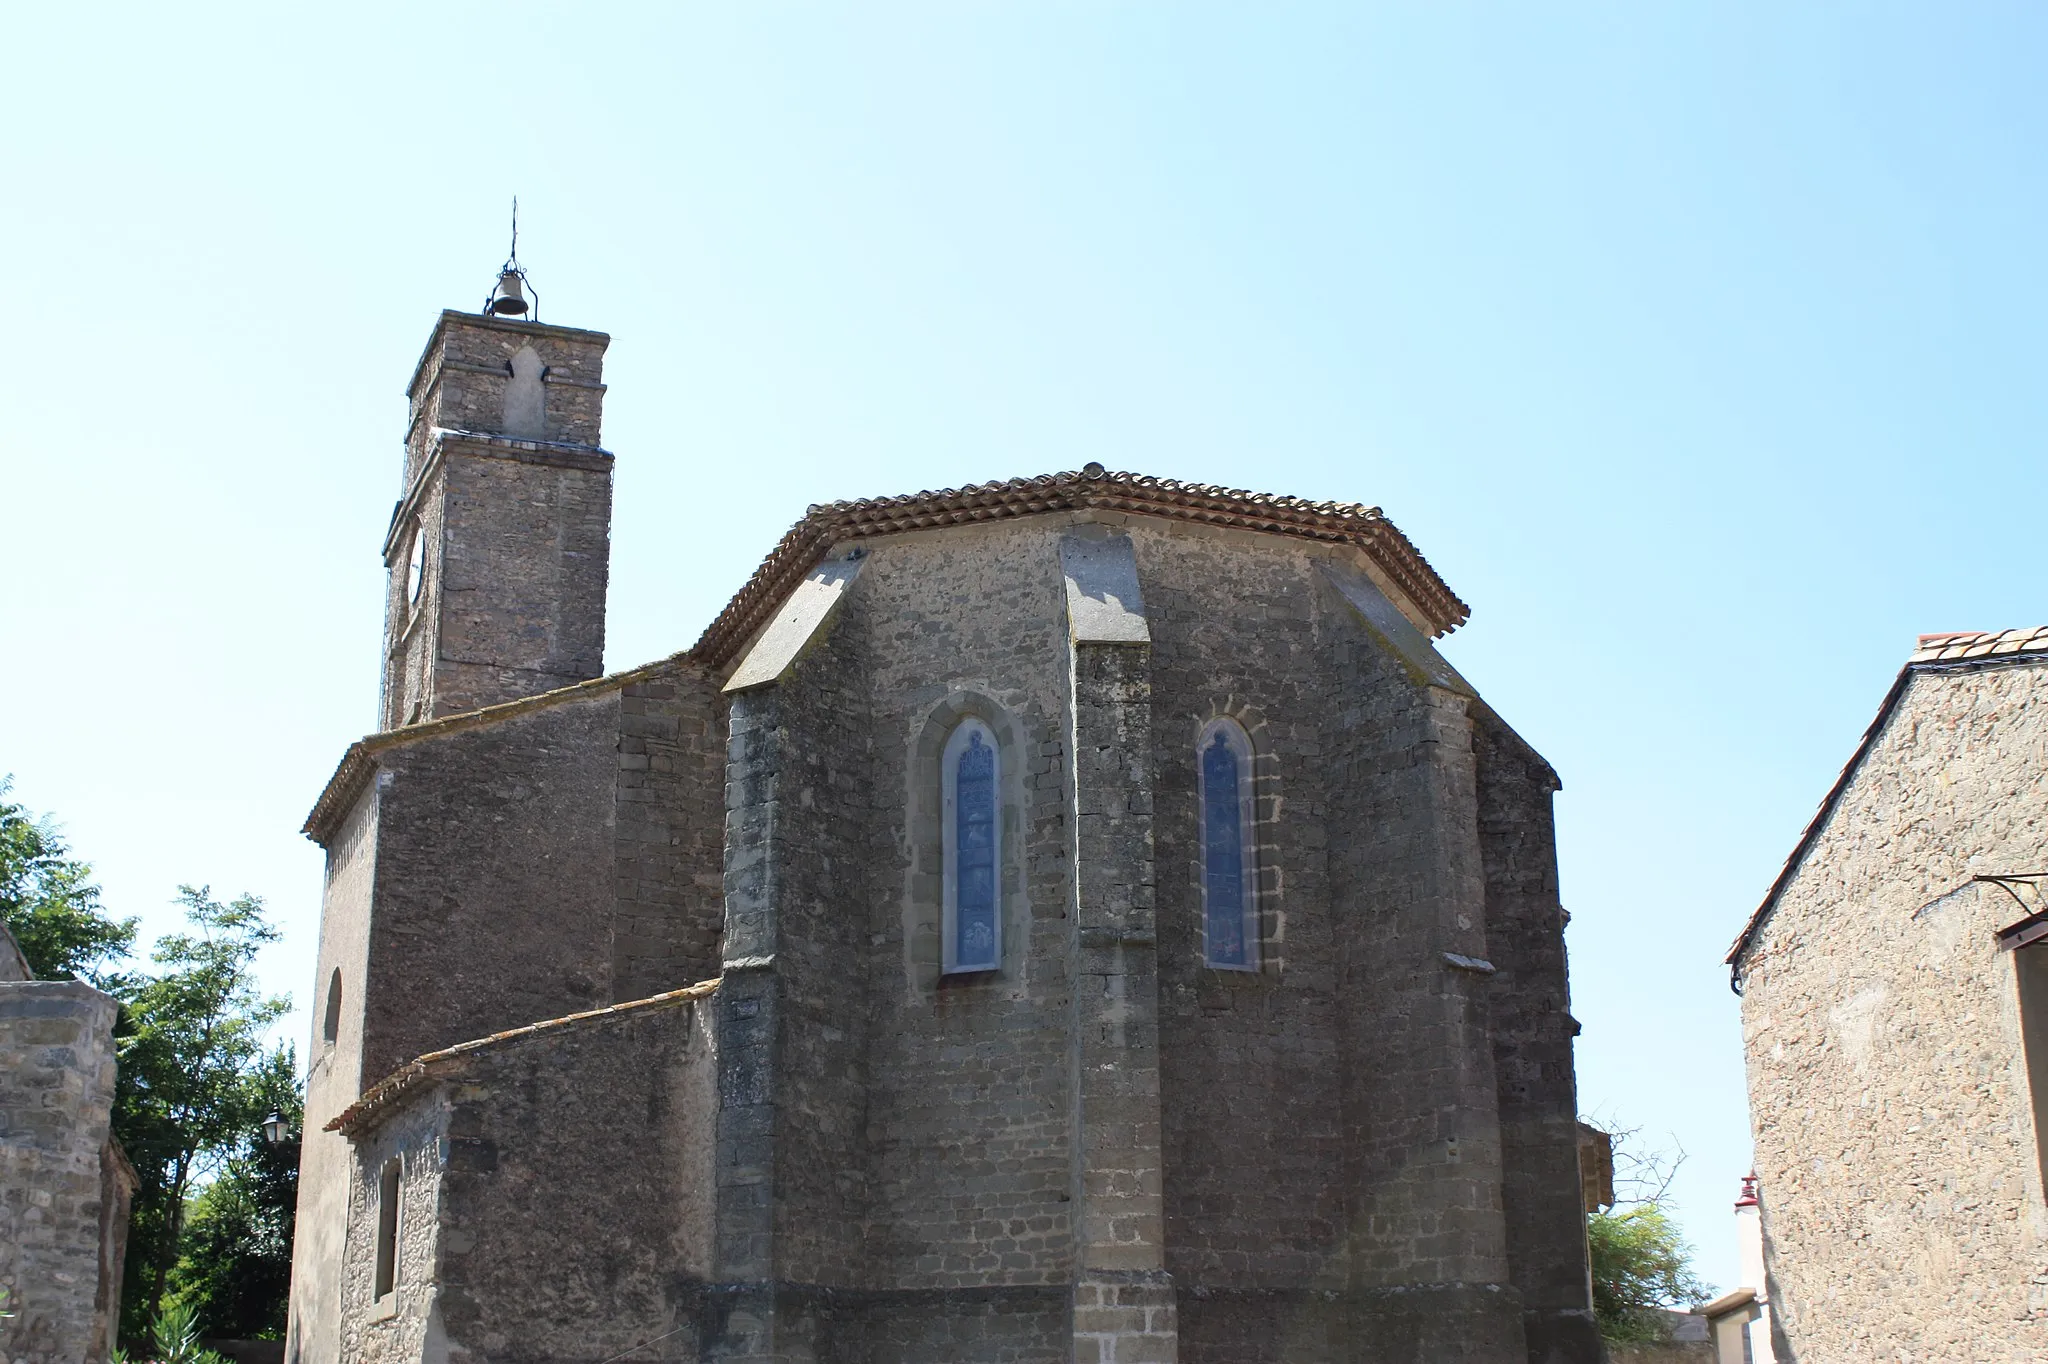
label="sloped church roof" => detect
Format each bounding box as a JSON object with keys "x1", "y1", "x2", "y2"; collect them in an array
[
  {"x1": 694, "y1": 466, "x2": 1469, "y2": 668},
  {"x1": 304, "y1": 465, "x2": 1464, "y2": 844}
]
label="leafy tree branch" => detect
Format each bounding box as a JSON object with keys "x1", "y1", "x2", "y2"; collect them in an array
[
  {"x1": 1583, "y1": 1119, "x2": 1712, "y2": 1344},
  {"x1": 0, "y1": 776, "x2": 137, "y2": 986},
  {"x1": 116, "y1": 886, "x2": 290, "y2": 1330}
]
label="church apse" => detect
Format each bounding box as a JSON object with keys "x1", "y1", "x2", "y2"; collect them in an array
[{"x1": 289, "y1": 288, "x2": 1596, "y2": 1364}]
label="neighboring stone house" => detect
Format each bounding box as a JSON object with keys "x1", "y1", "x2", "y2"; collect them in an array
[
  {"x1": 1729, "y1": 628, "x2": 2048, "y2": 1360},
  {"x1": 0, "y1": 921, "x2": 137, "y2": 1364},
  {"x1": 284, "y1": 293, "x2": 1601, "y2": 1364}
]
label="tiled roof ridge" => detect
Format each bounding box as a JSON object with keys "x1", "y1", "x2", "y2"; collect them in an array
[
  {"x1": 325, "y1": 977, "x2": 720, "y2": 1138},
  {"x1": 1910, "y1": 626, "x2": 2048, "y2": 663},
  {"x1": 688, "y1": 467, "x2": 1469, "y2": 668},
  {"x1": 1727, "y1": 625, "x2": 2048, "y2": 975}
]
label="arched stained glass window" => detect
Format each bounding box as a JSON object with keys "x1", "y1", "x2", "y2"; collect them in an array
[
  {"x1": 943, "y1": 718, "x2": 1001, "y2": 972},
  {"x1": 1199, "y1": 718, "x2": 1259, "y2": 970}
]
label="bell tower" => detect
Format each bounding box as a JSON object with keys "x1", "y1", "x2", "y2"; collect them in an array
[{"x1": 379, "y1": 256, "x2": 613, "y2": 729}]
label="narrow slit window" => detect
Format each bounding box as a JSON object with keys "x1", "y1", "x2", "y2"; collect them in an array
[
  {"x1": 323, "y1": 968, "x2": 342, "y2": 1046},
  {"x1": 1199, "y1": 718, "x2": 1259, "y2": 971},
  {"x1": 943, "y1": 718, "x2": 1001, "y2": 973},
  {"x1": 373, "y1": 1158, "x2": 401, "y2": 1300}
]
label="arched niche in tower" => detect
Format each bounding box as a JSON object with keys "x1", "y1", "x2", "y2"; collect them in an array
[{"x1": 502, "y1": 344, "x2": 546, "y2": 438}]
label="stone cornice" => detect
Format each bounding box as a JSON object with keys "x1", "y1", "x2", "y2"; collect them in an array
[
  {"x1": 381, "y1": 430, "x2": 613, "y2": 561},
  {"x1": 405, "y1": 309, "x2": 611, "y2": 403}
]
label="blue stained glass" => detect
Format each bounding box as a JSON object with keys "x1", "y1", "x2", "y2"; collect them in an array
[
  {"x1": 955, "y1": 729, "x2": 998, "y2": 968},
  {"x1": 1203, "y1": 732, "x2": 1248, "y2": 966}
]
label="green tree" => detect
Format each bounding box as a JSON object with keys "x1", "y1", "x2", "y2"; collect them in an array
[
  {"x1": 114, "y1": 886, "x2": 290, "y2": 1339},
  {"x1": 1583, "y1": 1122, "x2": 1712, "y2": 1343},
  {"x1": 167, "y1": 1048, "x2": 302, "y2": 1339},
  {"x1": 0, "y1": 776, "x2": 137, "y2": 985},
  {"x1": 1588, "y1": 1204, "x2": 1712, "y2": 1342}
]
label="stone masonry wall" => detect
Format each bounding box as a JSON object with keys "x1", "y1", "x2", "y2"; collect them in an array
[
  {"x1": 0, "y1": 980, "x2": 123, "y2": 1364},
  {"x1": 1739, "y1": 660, "x2": 2048, "y2": 1358},
  {"x1": 695, "y1": 522, "x2": 1088, "y2": 1362},
  {"x1": 1320, "y1": 568, "x2": 1527, "y2": 1360},
  {"x1": 306, "y1": 500, "x2": 1590, "y2": 1364},
  {"x1": 760, "y1": 590, "x2": 876, "y2": 1291},
  {"x1": 291, "y1": 787, "x2": 380, "y2": 1364},
  {"x1": 362, "y1": 691, "x2": 621, "y2": 1082},
  {"x1": 711, "y1": 525, "x2": 1076, "y2": 1360},
  {"x1": 852, "y1": 521, "x2": 1078, "y2": 1307},
  {"x1": 336, "y1": 1001, "x2": 717, "y2": 1364},
  {"x1": 1473, "y1": 715, "x2": 1600, "y2": 1362},
  {"x1": 402, "y1": 313, "x2": 609, "y2": 486},
  {"x1": 1143, "y1": 526, "x2": 1349, "y2": 1358},
  {"x1": 1148, "y1": 523, "x2": 1566, "y2": 1362},
  {"x1": 385, "y1": 310, "x2": 613, "y2": 730},
  {"x1": 700, "y1": 517, "x2": 1580, "y2": 1362},
  {"x1": 711, "y1": 517, "x2": 1582, "y2": 1361},
  {"x1": 428, "y1": 441, "x2": 613, "y2": 720},
  {"x1": 382, "y1": 470, "x2": 447, "y2": 732},
  {"x1": 337, "y1": 1097, "x2": 444, "y2": 1364},
  {"x1": 710, "y1": 687, "x2": 782, "y2": 1316},
  {"x1": 612, "y1": 664, "x2": 728, "y2": 1000},
  {"x1": 390, "y1": 1001, "x2": 715, "y2": 1364},
  {"x1": 828, "y1": 1288, "x2": 1071, "y2": 1362},
  {"x1": 1068, "y1": 631, "x2": 1178, "y2": 1364}
]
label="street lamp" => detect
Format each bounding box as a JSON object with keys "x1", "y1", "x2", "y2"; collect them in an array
[{"x1": 261, "y1": 1112, "x2": 292, "y2": 1147}]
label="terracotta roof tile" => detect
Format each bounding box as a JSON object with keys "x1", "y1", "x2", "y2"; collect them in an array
[
  {"x1": 304, "y1": 466, "x2": 1467, "y2": 845},
  {"x1": 1911, "y1": 628, "x2": 2048, "y2": 664},
  {"x1": 688, "y1": 467, "x2": 1469, "y2": 670}
]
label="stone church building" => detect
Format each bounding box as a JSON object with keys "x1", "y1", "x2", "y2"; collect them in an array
[
  {"x1": 1729, "y1": 628, "x2": 2048, "y2": 1360},
  {"x1": 285, "y1": 296, "x2": 1599, "y2": 1364}
]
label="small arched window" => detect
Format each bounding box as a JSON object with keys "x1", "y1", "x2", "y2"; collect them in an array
[
  {"x1": 942, "y1": 717, "x2": 1001, "y2": 973},
  {"x1": 1199, "y1": 718, "x2": 1259, "y2": 970},
  {"x1": 323, "y1": 968, "x2": 343, "y2": 1045}
]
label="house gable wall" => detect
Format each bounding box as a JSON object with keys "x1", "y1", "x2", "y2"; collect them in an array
[{"x1": 1740, "y1": 662, "x2": 2048, "y2": 1355}]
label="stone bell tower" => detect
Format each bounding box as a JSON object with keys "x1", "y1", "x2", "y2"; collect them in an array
[{"x1": 378, "y1": 265, "x2": 613, "y2": 730}]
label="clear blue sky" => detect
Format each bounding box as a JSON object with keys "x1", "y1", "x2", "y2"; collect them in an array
[{"x1": 5, "y1": 4, "x2": 2044, "y2": 1292}]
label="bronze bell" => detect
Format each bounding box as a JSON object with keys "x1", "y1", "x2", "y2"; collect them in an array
[{"x1": 488, "y1": 270, "x2": 528, "y2": 315}]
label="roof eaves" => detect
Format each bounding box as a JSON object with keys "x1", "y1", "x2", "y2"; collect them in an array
[
  {"x1": 325, "y1": 977, "x2": 720, "y2": 1139},
  {"x1": 308, "y1": 469, "x2": 1466, "y2": 845},
  {"x1": 1726, "y1": 634, "x2": 2048, "y2": 980},
  {"x1": 1724, "y1": 664, "x2": 1915, "y2": 979},
  {"x1": 689, "y1": 468, "x2": 1470, "y2": 670}
]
